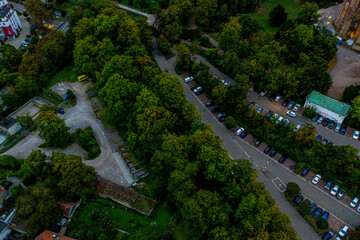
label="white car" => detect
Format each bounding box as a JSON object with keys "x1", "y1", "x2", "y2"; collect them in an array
[
  {"x1": 235, "y1": 127, "x2": 244, "y2": 136},
  {"x1": 338, "y1": 225, "x2": 349, "y2": 237},
  {"x1": 184, "y1": 76, "x2": 194, "y2": 83},
  {"x1": 286, "y1": 111, "x2": 296, "y2": 118},
  {"x1": 293, "y1": 124, "x2": 301, "y2": 132},
  {"x1": 293, "y1": 104, "x2": 301, "y2": 112},
  {"x1": 353, "y1": 130, "x2": 359, "y2": 140},
  {"x1": 283, "y1": 118, "x2": 289, "y2": 126},
  {"x1": 277, "y1": 116, "x2": 283, "y2": 123},
  {"x1": 221, "y1": 79, "x2": 229, "y2": 86},
  {"x1": 259, "y1": 90, "x2": 267, "y2": 96},
  {"x1": 271, "y1": 113, "x2": 278, "y2": 120},
  {"x1": 275, "y1": 95, "x2": 281, "y2": 102},
  {"x1": 330, "y1": 185, "x2": 339, "y2": 196},
  {"x1": 350, "y1": 197, "x2": 359, "y2": 208},
  {"x1": 357, "y1": 204, "x2": 360, "y2": 213},
  {"x1": 311, "y1": 174, "x2": 321, "y2": 184}
]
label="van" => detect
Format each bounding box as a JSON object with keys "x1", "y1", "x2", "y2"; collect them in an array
[{"x1": 78, "y1": 74, "x2": 88, "y2": 82}]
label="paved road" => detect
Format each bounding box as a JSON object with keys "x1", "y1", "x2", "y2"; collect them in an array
[{"x1": 118, "y1": 3, "x2": 155, "y2": 25}]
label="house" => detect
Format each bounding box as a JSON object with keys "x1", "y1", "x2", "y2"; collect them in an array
[
  {"x1": 35, "y1": 230, "x2": 76, "y2": 240},
  {"x1": 0, "y1": 177, "x2": 23, "y2": 207},
  {"x1": 304, "y1": 91, "x2": 351, "y2": 124},
  {"x1": 0, "y1": 0, "x2": 21, "y2": 40},
  {"x1": 57, "y1": 200, "x2": 81, "y2": 225}
]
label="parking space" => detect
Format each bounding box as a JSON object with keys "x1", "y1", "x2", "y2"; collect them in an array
[{"x1": 272, "y1": 177, "x2": 286, "y2": 192}]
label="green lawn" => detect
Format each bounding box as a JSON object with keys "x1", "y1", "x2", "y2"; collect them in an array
[
  {"x1": 251, "y1": 0, "x2": 302, "y2": 32},
  {"x1": 46, "y1": 63, "x2": 78, "y2": 88}
]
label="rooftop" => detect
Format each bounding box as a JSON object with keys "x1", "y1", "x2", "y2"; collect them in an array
[
  {"x1": 35, "y1": 230, "x2": 76, "y2": 240},
  {"x1": 0, "y1": 116, "x2": 16, "y2": 129},
  {"x1": 0, "y1": 7, "x2": 10, "y2": 19},
  {"x1": 306, "y1": 91, "x2": 351, "y2": 117},
  {"x1": 0, "y1": 220, "x2": 7, "y2": 233}
]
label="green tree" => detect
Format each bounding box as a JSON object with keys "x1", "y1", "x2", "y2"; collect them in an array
[
  {"x1": 284, "y1": 182, "x2": 300, "y2": 201},
  {"x1": 157, "y1": 34, "x2": 171, "y2": 54},
  {"x1": 196, "y1": 0, "x2": 217, "y2": 29},
  {"x1": 302, "y1": 106, "x2": 317, "y2": 118},
  {"x1": 351, "y1": 96, "x2": 360, "y2": 122},
  {"x1": 295, "y1": 2, "x2": 320, "y2": 26},
  {"x1": 16, "y1": 114, "x2": 34, "y2": 129},
  {"x1": 342, "y1": 85, "x2": 360, "y2": 104},
  {"x1": 24, "y1": 0, "x2": 55, "y2": 28},
  {"x1": 174, "y1": 42, "x2": 192, "y2": 70},
  {"x1": 224, "y1": 116, "x2": 237, "y2": 129},
  {"x1": 316, "y1": 218, "x2": 329, "y2": 230},
  {"x1": 2, "y1": 93, "x2": 22, "y2": 111},
  {"x1": 0, "y1": 44, "x2": 23, "y2": 72},
  {"x1": 297, "y1": 201, "x2": 311, "y2": 216},
  {"x1": 218, "y1": 16, "x2": 242, "y2": 52},
  {"x1": 238, "y1": 14, "x2": 264, "y2": 39},
  {"x1": 19, "y1": 150, "x2": 49, "y2": 185},
  {"x1": 269, "y1": 4, "x2": 288, "y2": 27}
]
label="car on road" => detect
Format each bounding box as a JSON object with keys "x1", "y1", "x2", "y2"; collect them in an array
[
  {"x1": 322, "y1": 139, "x2": 328, "y2": 144},
  {"x1": 350, "y1": 197, "x2": 359, "y2": 208},
  {"x1": 335, "y1": 124, "x2": 341, "y2": 132},
  {"x1": 269, "y1": 149, "x2": 277, "y2": 157},
  {"x1": 324, "y1": 181, "x2": 332, "y2": 190},
  {"x1": 322, "y1": 231, "x2": 334, "y2": 240},
  {"x1": 313, "y1": 207, "x2": 322, "y2": 219},
  {"x1": 259, "y1": 90, "x2": 267, "y2": 96},
  {"x1": 322, "y1": 118, "x2": 330, "y2": 127},
  {"x1": 340, "y1": 125, "x2": 347, "y2": 135},
  {"x1": 194, "y1": 86, "x2": 203, "y2": 95},
  {"x1": 282, "y1": 99, "x2": 289, "y2": 107},
  {"x1": 286, "y1": 111, "x2": 296, "y2": 118},
  {"x1": 264, "y1": 146, "x2": 271, "y2": 154},
  {"x1": 338, "y1": 225, "x2": 349, "y2": 237},
  {"x1": 316, "y1": 135, "x2": 322, "y2": 141},
  {"x1": 257, "y1": 107, "x2": 263, "y2": 113},
  {"x1": 275, "y1": 95, "x2": 281, "y2": 102},
  {"x1": 321, "y1": 211, "x2": 329, "y2": 220},
  {"x1": 294, "y1": 124, "x2": 301, "y2": 132},
  {"x1": 269, "y1": 94, "x2": 276, "y2": 101},
  {"x1": 240, "y1": 130, "x2": 249, "y2": 138},
  {"x1": 235, "y1": 128, "x2": 244, "y2": 136},
  {"x1": 293, "y1": 104, "x2": 301, "y2": 112},
  {"x1": 255, "y1": 140, "x2": 262, "y2": 147},
  {"x1": 294, "y1": 195, "x2": 303, "y2": 205},
  {"x1": 337, "y1": 189, "x2": 345, "y2": 199},
  {"x1": 312, "y1": 174, "x2": 321, "y2": 184},
  {"x1": 310, "y1": 203, "x2": 317, "y2": 214},
  {"x1": 283, "y1": 119, "x2": 289, "y2": 126},
  {"x1": 205, "y1": 101, "x2": 213, "y2": 107},
  {"x1": 353, "y1": 130, "x2": 360, "y2": 140},
  {"x1": 279, "y1": 155, "x2": 287, "y2": 163},
  {"x1": 184, "y1": 76, "x2": 194, "y2": 83},
  {"x1": 288, "y1": 101, "x2": 295, "y2": 109},
  {"x1": 312, "y1": 114, "x2": 319, "y2": 122},
  {"x1": 265, "y1": 110, "x2": 272, "y2": 117},
  {"x1": 317, "y1": 115, "x2": 324, "y2": 123},
  {"x1": 300, "y1": 167, "x2": 310, "y2": 176},
  {"x1": 328, "y1": 121, "x2": 335, "y2": 129},
  {"x1": 217, "y1": 113, "x2": 226, "y2": 118},
  {"x1": 219, "y1": 116, "x2": 226, "y2": 122},
  {"x1": 330, "y1": 185, "x2": 339, "y2": 196},
  {"x1": 211, "y1": 107, "x2": 219, "y2": 113}
]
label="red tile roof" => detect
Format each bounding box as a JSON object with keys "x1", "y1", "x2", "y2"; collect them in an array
[{"x1": 35, "y1": 230, "x2": 76, "y2": 240}]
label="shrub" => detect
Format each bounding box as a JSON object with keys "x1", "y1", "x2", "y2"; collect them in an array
[
  {"x1": 294, "y1": 162, "x2": 306, "y2": 174},
  {"x1": 302, "y1": 106, "x2": 317, "y2": 118},
  {"x1": 66, "y1": 89, "x2": 76, "y2": 100},
  {"x1": 75, "y1": 127, "x2": 101, "y2": 159},
  {"x1": 199, "y1": 36, "x2": 212, "y2": 48},
  {"x1": 316, "y1": 218, "x2": 329, "y2": 230},
  {"x1": 224, "y1": 116, "x2": 237, "y2": 129},
  {"x1": 284, "y1": 182, "x2": 300, "y2": 201},
  {"x1": 298, "y1": 201, "x2": 311, "y2": 216}
]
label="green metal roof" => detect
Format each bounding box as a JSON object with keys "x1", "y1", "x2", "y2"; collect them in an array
[{"x1": 306, "y1": 91, "x2": 351, "y2": 117}]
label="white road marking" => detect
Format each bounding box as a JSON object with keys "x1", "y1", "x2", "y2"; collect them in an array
[{"x1": 272, "y1": 177, "x2": 287, "y2": 192}]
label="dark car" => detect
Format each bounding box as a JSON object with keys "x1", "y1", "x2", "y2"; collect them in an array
[
  {"x1": 337, "y1": 189, "x2": 345, "y2": 199},
  {"x1": 30, "y1": 24, "x2": 38, "y2": 29},
  {"x1": 322, "y1": 118, "x2": 330, "y2": 127},
  {"x1": 58, "y1": 109, "x2": 65, "y2": 114},
  {"x1": 217, "y1": 113, "x2": 226, "y2": 118},
  {"x1": 313, "y1": 207, "x2": 323, "y2": 219},
  {"x1": 255, "y1": 140, "x2": 262, "y2": 147},
  {"x1": 328, "y1": 121, "x2": 335, "y2": 129},
  {"x1": 269, "y1": 94, "x2": 276, "y2": 101},
  {"x1": 294, "y1": 195, "x2": 303, "y2": 205},
  {"x1": 25, "y1": 38, "x2": 31, "y2": 42},
  {"x1": 279, "y1": 155, "x2": 287, "y2": 163},
  {"x1": 269, "y1": 149, "x2": 277, "y2": 157},
  {"x1": 340, "y1": 125, "x2": 347, "y2": 135},
  {"x1": 321, "y1": 211, "x2": 329, "y2": 220},
  {"x1": 264, "y1": 146, "x2": 272, "y2": 154},
  {"x1": 219, "y1": 116, "x2": 226, "y2": 122},
  {"x1": 324, "y1": 181, "x2": 332, "y2": 190},
  {"x1": 300, "y1": 167, "x2": 310, "y2": 176},
  {"x1": 322, "y1": 139, "x2": 328, "y2": 144},
  {"x1": 312, "y1": 114, "x2": 319, "y2": 122},
  {"x1": 265, "y1": 110, "x2": 273, "y2": 117},
  {"x1": 211, "y1": 107, "x2": 219, "y2": 113},
  {"x1": 316, "y1": 135, "x2": 322, "y2": 141},
  {"x1": 282, "y1": 99, "x2": 289, "y2": 107},
  {"x1": 310, "y1": 203, "x2": 317, "y2": 214},
  {"x1": 240, "y1": 130, "x2": 249, "y2": 138},
  {"x1": 288, "y1": 101, "x2": 295, "y2": 109},
  {"x1": 205, "y1": 101, "x2": 213, "y2": 107},
  {"x1": 322, "y1": 231, "x2": 334, "y2": 240}
]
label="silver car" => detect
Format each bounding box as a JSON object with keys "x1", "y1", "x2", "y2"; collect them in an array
[
  {"x1": 334, "y1": 124, "x2": 341, "y2": 132},
  {"x1": 317, "y1": 116, "x2": 324, "y2": 123},
  {"x1": 293, "y1": 104, "x2": 301, "y2": 112},
  {"x1": 350, "y1": 197, "x2": 359, "y2": 208},
  {"x1": 330, "y1": 185, "x2": 339, "y2": 196}
]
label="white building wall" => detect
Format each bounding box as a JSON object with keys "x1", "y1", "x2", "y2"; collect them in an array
[
  {"x1": 304, "y1": 100, "x2": 346, "y2": 123},
  {"x1": 12, "y1": 10, "x2": 21, "y2": 29}
]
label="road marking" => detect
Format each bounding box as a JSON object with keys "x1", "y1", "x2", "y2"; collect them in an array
[{"x1": 272, "y1": 177, "x2": 286, "y2": 192}]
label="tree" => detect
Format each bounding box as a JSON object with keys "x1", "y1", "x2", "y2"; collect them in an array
[
  {"x1": 238, "y1": 14, "x2": 264, "y2": 39},
  {"x1": 284, "y1": 182, "x2": 300, "y2": 201},
  {"x1": 157, "y1": 34, "x2": 171, "y2": 54},
  {"x1": 16, "y1": 114, "x2": 34, "y2": 129},
  {"x1": 351, "y1": 96, "x2": 360, "y2": 122},
  {"x1": 224, "y1": 116, "x2": 237, "y2": 129},
  {"x1": 269, "y1": 4, "x2": 288, "y2": 27},
  {"x1": 174, "y1": 42, "x2": 192, "y2": 71},
  {"x1": 218, "y1": 17, "x2": 242, "y2": 52},
  {"x1": 342, "y1": 85, "x2": 360, "y2": 104},
  {"x1": 36, "y1": 110, "x2": 72, "y2": 147},
  {"x1": 302, "y1": 106, "x2": 317, "y2": 118},
  {"x1": 295, "y1": 2, "x2": 320, "y2": 26},
  {"x1": 297, "y1": 201, "x2": 311, "y2": 216},
  {"x1": 2, "y1": 93, "x2": 22, "y2": 111},
  {"x1": 316, "y1": 218, "x2": 329, "y2": 230},
  {"x1": 196, "y1": 0, "x2": 217, "y2": 29},
  {"x1": 24, "y1": 0, "x2": 55, "y2": 28},
  {"x1": 0, "y1": 44, "x2": 23, "y2": 72},
  {"x1": 19, "y1": 150, "x2": 49, "y2": 185}
]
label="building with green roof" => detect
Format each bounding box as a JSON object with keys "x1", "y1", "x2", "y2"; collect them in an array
[{"x1": 304, "y1": 90, "x2": 351, "y2": 124}]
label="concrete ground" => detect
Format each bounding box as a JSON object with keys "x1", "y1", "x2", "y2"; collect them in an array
[{"x1": 6, "y1": 14, "x2": 29, "y2": 49}]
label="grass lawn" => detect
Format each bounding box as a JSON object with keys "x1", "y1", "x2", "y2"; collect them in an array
[
  {"x1": 251, "y1": 0, "x2": 302, "y2": 32},
  {"x1": 46, "y1": 63, "x2": 77, "y2": 88}
]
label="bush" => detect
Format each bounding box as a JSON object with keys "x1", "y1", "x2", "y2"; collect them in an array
[
  {"x1": 298, "y1": 201, "x2": 311, "y2": 216},
  {"x1": 199, "y1": 36, "x2": 213, "y2": 48},
  {"x1": 0, "y1": 155, "x2": 21, "y2": 170},
  {"x1": 294, "y1": 162, "x2": 306, "y2": 175},
  {"x1": 75, "y1": 127, "x2": 101, "y2": 159},
  {"x1": 316, "y1": 218, "x2": 329, "y2": 230},
  {"x1": 284, "y1": 182, "x2": 300, "y2": 201},
  {"x1": 302, "y1": 106, "x2": 317, "y2": 118},
  {"x1": 66, "y1": 89, "x2": 76, "y2": 100},
  {"x1": 224, "y1": 116, "x2": 237, "y2": 129}
]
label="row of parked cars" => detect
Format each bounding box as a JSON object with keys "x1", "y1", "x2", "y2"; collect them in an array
[
  {"x1": 257, "y1": 106, "x2": 301, "y2": 131},
  {"x1": 259, "y1": 90, "x2": 301, "y2": 112},
  {"x1": 311, "y1": 114, "x2": 351, "y2": 136}
]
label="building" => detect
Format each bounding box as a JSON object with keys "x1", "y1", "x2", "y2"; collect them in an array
[
  {"x1": 35, "y1": 230, "x2": 76, "y2": 240},
  {"x1": 304, "y1": 91, "x2": 351, "y2": 124},
  {"x1": 334, "y1": 0, "x2": 360, "y2": 51},
  {"x1": 0, "y1": 0, "x2": 21, "y2": 40}
]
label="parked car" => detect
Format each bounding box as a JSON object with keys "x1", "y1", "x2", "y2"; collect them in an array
[
  {"x1": 25, "y1": 38, "x2": 31, "y2": 43},
  {"x1": 312, "y1": 174, "x2": 321, "y2": 184},
  {"x1": 211, "y1": 107, "x2": 219, "y2": 113},
  {"x1": 205, "y1": 101, "x2": 213, "y2": 107},
  {"x1": 337, "y1": 189, "x2": 345, "y2": 199},
  {"x1": 294, "y1": 195, "x2": 303, "y2": 205},
  {"x1": 353, "y1": 130, "x2": 360, "y2": 140},
  {"x1": 275, "y1": 95, "x2": 281, "y2": 102},
  {"x1": 338, "y1": 225, "x2": 349, "y2": 237},
  {"x1": 235, "y1": 127, "x2": 244, "y2": 136},
  {"x1": 357, "y1": 204, "x2": 360, "y2": 213},
  {"x1": 278, "y1": 155, "x2": 287, "y2": 163},
  {"x1": 322, "y1": 118, "x2": 330, "y2": 127},
  {"x1": 330, "y1": 185, "x2": 339, "y2": 196},
  {"x1": 217, "y1": 113, "x2": 226, "y2": 118},
  {"x1": 340, "y1": 125, "x2": 347, "y2": 135},
  {"x1": 259, "y1": 90, "x2": 267, "y2": 96},
  {"x1": 240, "y1": 130, "x2": 249, "y2": 138},
  {"x1": 322, "y1": 231, "x2": 334, "y2": 240},
  {"x1": 30, "y1": 24, "x2": 38, "y2": 29},
  {"x1": 194, "y1": 86, "x2": 203, "y2": 95},
  {"x1": 322, "y1": 139, "x2": 328, "y2": 144},
  {"x1": 350, "y1": 197, "x2": 359, "y2": 208},
  {"x1": 294, "y1": 124, "x2": 301, "y2": 132},
  {"x1": 328, "y1": 121, "x2": 335, "y2": 129},
  {"x1": 257, "y1": 107, "x2": 263, "y2": 113},
  {"x1": 312, "y1": 114, "x2": 319, "y2": 122},
  {"x1": 26, "y1": 34, "x2": 31, "y2": 38},
  {"x1": 316, "y1": 135, "x2": 322, "y2": 141},
  {"x1": 277, "y1": 116, "x2": 284, "y2": 123},
  {"x1": 271, "y1": 113, "x2": 278, "y2": 120},
  {"x1": 288, "y1": 101, "x2": 295, "y2": 109},
  {"x1": 324, "y1": 181, "x2": 332, "y2": 190},
  {"x1": 283, "y1": 119, "x2": 289, "y2": 126},
  {"x1": 321, "y1": 211, "x2": 329, "y2": 220},
  {"x1": 335, "y1": 124, "x2": 341, "y2": 133},
  {"x1": 58, "y1": 109, "x2": 65, "y2": 114},
  {"x1": 317, "y1": 115, "x2": 324, "y2": 123},
  {"x1": 265, "y1": 110, "x2": 272, "y2": 117},
  {"x1": 282, "y1": 99, "x2": 289, "y2": 107},
  {"x1": 300, "y1": 167, "x2": 310, "y2": 176},
  {"x1": 286, "y1": 111, "x2": 296, "y2": 118},
  {"x1": 264, "y1": 146, "x2": 272, "y2": 154},
  {"x1": 269, "y1": 149, "x2": 277, "y2": 157},
  {"x1": 313, "y1": 207, "x2": 322, "y2": 219},
  {"x1": 293, "y1": 104, "x2": 301, "y2": 112},
  {"x1": 309, "y1": 203, "x2": 317, "y2": 214},
  {"x1": 269, "y1": 94, "x2": 276, "y2": 101},
  {"x1": 255, "y1": 140, "x2": 262, "y2": 147},
  {"x1": 221, "y1": 79, "x2": 229, "y2": 86},
  {"x1": 219, "y1": 116, "x2": 226, "y2": 122}
]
